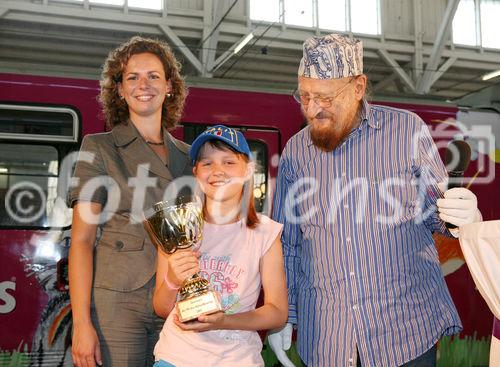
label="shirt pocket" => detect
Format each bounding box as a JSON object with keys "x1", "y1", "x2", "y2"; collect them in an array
[
  {"x1": 98, "y1": 229, "x2": 145, "y2": 252},
  {"x1": 98, "y1": 212, "x2": 146, "y2": 252},
  {"x1": 366, "y1": 171, "x2": 418, "y2": 227}
]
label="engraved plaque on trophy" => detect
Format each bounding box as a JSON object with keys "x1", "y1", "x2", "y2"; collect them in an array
[{"x1": 144, "y1": 196, "x2": 222, "y2": 322}]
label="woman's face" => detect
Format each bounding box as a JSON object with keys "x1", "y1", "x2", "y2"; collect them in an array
[
  {"x1": 194, "y1": 144, "x2": 252, "y2": 205},
  {"x1": 118, "y1": 52, "x2": 171, "y2": 121}
]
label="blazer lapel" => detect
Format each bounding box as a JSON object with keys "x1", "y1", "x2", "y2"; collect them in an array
[
  {"x1": 165, "y1": 130, "x2": 190, "y2": 178},
  {"x1": 111, "y1": 122, "x2": 173, "y2": 181}
]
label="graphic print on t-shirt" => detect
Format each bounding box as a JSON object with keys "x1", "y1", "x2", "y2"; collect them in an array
[{"x1": 199, "y1": 253, "x2": 245, "y2": 313}]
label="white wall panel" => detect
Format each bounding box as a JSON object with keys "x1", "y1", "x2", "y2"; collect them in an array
[
  {"x1": 381, "y1": 0, "x2": 413, "y2": 37},
  {"x1": 167, "y1": 0, "x2": 203, "y2": 11}
]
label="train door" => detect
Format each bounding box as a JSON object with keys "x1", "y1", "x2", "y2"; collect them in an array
[
  {"x1": 0, "y1": 103, "x2": 80, "y2": 365},
  {"x1": 182, "y1": 124, "x2": 281, "y2": 216}
]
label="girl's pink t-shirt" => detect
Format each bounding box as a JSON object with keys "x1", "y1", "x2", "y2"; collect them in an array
[{"x1": 154, "y1": 214, "x2": 283, "y2": 367}]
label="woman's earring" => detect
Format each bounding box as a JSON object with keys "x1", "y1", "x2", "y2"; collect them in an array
[{"x1": 166, "y1": 92, "x2": 172, "y2": 98}]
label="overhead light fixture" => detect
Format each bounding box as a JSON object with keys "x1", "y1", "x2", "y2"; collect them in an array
[
  {"x1": 234, "y1": 33, "x2": 254, "y2": 54},
  {"x1": 0, "y1": 167, "x2": 8, "y2": 173},
  {"x1": 482, "y1": 69, "x2": 500, "y2": 81}
]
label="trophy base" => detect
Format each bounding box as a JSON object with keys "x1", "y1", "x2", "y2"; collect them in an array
[{"x1": 176, "y1": 290, "x2": 222, "y2": 323}]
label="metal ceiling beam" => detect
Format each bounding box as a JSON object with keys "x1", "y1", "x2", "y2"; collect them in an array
[
  {"x1": 4, "y1": 2, "x2": 500, "y2": 67},
  {"x1": 428, "y1": 56, "x2": 457, "y2": 88},
  {"x1": 5, "y1": 13, "x2": 161, "y2": 34},
  {"x1": 162, "y1": 0, "x2": 167, "y2": 18},
  {"x1": 200, "y1": 0, "x2": 214, "y2": 76},
  {"x1": 199, "y1": 0, "x2": 224, "y2": 77},
  {"x1": 412, "y1": 0, "x2": 423, "y2": 81},
  {"x1": 0, "y1": 2, "x2": 433, "y2": 55},
  {"x1": 0, "y1": 48, "x2": 104, "y2": 66},
  {"x1": 211, "y1": 32, "x2": 254, "y2": 72},
  {"x1": 158, "y1": 24, "x2": 203, "y2": 74},
  {"x1": 0, "y1": 8, "x2": 8, "y2": 18},
  {"x1": 416, "y1": 0, "x2": 460, "y2": 94},
  {"x1": 0, "y1": 36, "x2": 113, "y2": 54},
  {"x1": 372, "y1": 73, "x2": 398, "y2": 92},
  {"x1": 1, "y1": 1, "x2": 204, "y2": 30},
  {"x1": 377, "y1": 49, "x2": 416, "y2": 92}
]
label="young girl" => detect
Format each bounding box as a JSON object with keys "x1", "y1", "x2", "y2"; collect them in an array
[{"x1": 152, "y1": 125, "x2": 288, "y2": 367}]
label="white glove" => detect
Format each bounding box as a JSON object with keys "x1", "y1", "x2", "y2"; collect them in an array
[
  {"x1": 437, "y1": 188, "x2": 482, "y2": 229},
  {"x1": 268, "y1": 323, "x2": 295, "y2": 367}
]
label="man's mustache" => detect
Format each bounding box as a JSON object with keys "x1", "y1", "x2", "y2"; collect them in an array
[{"x1": 314, "y1": 111, "x2": 332, "y2": 120}]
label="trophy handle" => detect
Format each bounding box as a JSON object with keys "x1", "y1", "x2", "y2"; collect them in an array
[{"x1": 143, "y1": 220, "x2": 163, "y2": 250}]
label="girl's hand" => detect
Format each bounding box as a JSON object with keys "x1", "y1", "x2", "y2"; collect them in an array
[
  {"x1": 165, "y1": 250, "x2": 200, "y2": 288},
  {"x1": 173, "y1": 311, "x2": 227, "y2": 332}
]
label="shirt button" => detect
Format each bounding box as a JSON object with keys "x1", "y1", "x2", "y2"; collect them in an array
[
  {"x1": 342, "y1": 172, "x2": 346, "y2": 177},
  {"x1": 344, "y1": 204, "x2": 349, "y2": 209},
  {"x1": 115, "y1": 240, "x2": 124, "y2": 250},
  {"x1": 350, "y1": 271, "x2": 355, "y2": 277},
  {"x1": 352, "y1": 304, "x2": 358, "y2": 310},
  {"x1": 346, "y1": 237, "x2": 351, "y2": 242}
]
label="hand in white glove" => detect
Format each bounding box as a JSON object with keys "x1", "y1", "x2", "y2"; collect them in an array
[
  {"x1": 268, "y1": 323, "x2": 295, "y2": 367},
  {"x1": 437, "y1": 188, "x2": 482, "y2": 227}
]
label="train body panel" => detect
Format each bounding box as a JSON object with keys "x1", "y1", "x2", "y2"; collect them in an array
[{"x1": 0, "y1": 73, "x2": 497, "y2": 365}]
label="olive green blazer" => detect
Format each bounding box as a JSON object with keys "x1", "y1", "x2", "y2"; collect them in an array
[{"x1": 68, "y1": 121, "x2": 193, "y2": 291}]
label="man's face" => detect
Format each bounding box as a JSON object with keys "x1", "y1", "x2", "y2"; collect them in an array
[{"x1": 298, "y1": 75, "x2": 367, "y2": 151}]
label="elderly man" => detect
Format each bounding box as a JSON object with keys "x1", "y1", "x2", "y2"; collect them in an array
[{"x1": 269, "y1": 34, "x2": 480, "y2": 367}]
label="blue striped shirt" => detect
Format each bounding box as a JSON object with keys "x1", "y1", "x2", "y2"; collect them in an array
[{"x1": 272, "y1": 100, "x2": 462, "y2": 367}]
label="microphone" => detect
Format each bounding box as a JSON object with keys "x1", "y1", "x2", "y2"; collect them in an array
[{"x1": 444, "y1": 140, "x2": 471, "y2": 229}]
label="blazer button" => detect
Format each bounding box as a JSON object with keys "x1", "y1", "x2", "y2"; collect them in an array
[{"x1": 115, "y1": 240, "x2": 124, "y2": 250}]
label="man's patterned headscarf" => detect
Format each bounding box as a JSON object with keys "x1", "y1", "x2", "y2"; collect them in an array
[{"x1": 298, "y1": 33, "x2": 363, "y2": 79}]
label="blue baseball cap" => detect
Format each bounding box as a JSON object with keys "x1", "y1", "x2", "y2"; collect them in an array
[{"x1": 189, "y1": 125, "x2": 251, "y2": 164}]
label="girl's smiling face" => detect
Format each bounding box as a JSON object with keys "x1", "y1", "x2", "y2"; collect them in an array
[{"x1": 194, "y1": 143, "x2": 252, "y2": 205}]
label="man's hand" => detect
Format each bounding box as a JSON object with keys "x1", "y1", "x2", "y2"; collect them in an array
[
  {"x1": 268, "y1": 323, "x2": 295, "y2": 367},
  {"x1": 437, "y1": 188, "x2": 482, "y2": 228}
]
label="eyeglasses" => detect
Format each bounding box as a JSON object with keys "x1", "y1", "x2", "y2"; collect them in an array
[{"x1": 292, "y1": 77, "x2": 356, "y2": 108}]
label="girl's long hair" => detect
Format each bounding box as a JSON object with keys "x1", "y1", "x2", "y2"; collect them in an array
[{"x1": 194, "y1": 140, "x2": 259, "y2": 229}]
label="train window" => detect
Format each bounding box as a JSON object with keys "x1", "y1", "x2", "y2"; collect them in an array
[
  {"x1": 248, "y1": 141, "x2": 268, "y2": 213},
  {"x1": 0, "y1": 143, "x2": 69, "y2": 228},
  {"x1": 0, "y1": 104, "x2": 79, "y2": 142}
]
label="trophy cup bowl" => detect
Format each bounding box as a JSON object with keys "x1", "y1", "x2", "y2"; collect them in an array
[{"x1": 144, "y1": 196, "x2": 222, "y2": 322}]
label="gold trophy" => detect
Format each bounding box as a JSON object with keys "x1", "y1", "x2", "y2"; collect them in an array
[{"x1": 144, "y1": 196, "x2": 222, "y2": 322}]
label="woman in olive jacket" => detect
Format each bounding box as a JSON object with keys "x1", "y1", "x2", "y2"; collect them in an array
[{"x1": 68, "y1": 36, "x2": 193, "y2": 367}]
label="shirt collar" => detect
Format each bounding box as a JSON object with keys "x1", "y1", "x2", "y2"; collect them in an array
[
  {"x1": 305, "y1": 99, "x2": 378, "y2": 147},
  {"x1": 361, "y1": 99, "x2": 380, "y2": 130}
]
